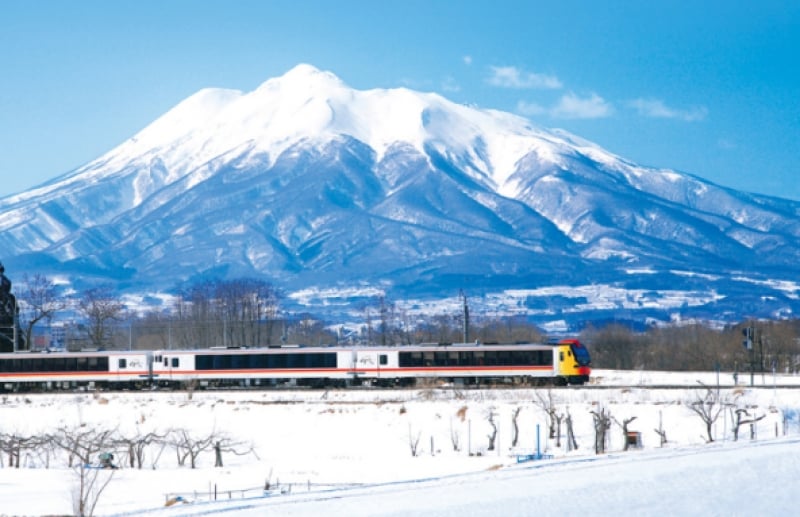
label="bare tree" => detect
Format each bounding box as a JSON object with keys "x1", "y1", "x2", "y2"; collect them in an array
[
  {"x1": 174, "y1": 278, "x2": 282, "y2": 349},
  {"x1": 42, "y1": 425, "x2": 117, "y2": 517},
  {"x1": 510, "y1": 407, "x2": 522, "y2": 448},
  {"x1": 17, "y1": 273, "x2": 66, "y2": 350},
  {"x1": 407, "y1": 424, "x2": 421, "y2": 457},
  {"x1": 212, "y1": 434, "x2": 257, "y2": 467},
  {"x1": 72, "y1": 463, "x2": 114, "y2": 517},
  {"x1": 534, "y1": 389, "x2": 562, "y2": 445},
  {"x1": 654, "y1": 410, "x2": 668, "y2": 447},
  {"x1": 166, "y1": 428, "x2": 219, "y2": 469},
  {"x1": 49, "y1": 426, "x2": 117, "y2": 468},
  {"x1": 581, "y1": 324, "x2": 640, "y2": 369},
  {"x1": 486, "y1": 407, "x2": 498, "y2": 451},
  {"x1": 590, "y1": 407, "x2": 612, "y2": 454},
  {"x1": 115, "y1": 429, "x2": 166, "y2": 469},
  {"x1": 78, "y1": 286, "x2": 125, "y2": 349},
  {"x1": 215, "y1": 278, "x2": 281, "y2": 347},
  {"x1": 449, "y1": 419, "x2": 461, "y2": 452},
  {"x1": 731, "y1": 407, "x2": 766, "y2": 441},
  {"x1": 687, "y1": 383, "x2": 726, "y2": 443},
  {"x1": 565, "y1": 408, "x2": 579, "y2": 451},
  {"x1": 0, "y1": 431, "x2": 44, "y2": 468}
]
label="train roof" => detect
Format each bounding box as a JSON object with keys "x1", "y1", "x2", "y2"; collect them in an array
[{"x1": 156, "y1": 342, "x2": 557, "y2": 354}]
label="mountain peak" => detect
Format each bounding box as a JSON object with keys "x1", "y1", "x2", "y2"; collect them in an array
[{"x1": 258, "y1": 63, "x2": 346, "y2": 92}]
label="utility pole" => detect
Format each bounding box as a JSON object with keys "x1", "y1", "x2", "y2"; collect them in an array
[
  {"x1": 742, "y1": 326, "x2": 755, "y2": 386},
  {"x1": 460, "y1": 290, "x2": 469, "y2": 343}
]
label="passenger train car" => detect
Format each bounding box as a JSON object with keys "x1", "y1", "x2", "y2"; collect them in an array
[{"x1": 0, "y1": 340, "x2": 591, "y2": 392}]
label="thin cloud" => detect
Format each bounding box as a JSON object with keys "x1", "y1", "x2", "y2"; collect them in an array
[
  {"x1": 717, "y1": 138, "x2": 736, "y2": 150},
  {"x1": 516, "y1": 100, "x2": 547, "y2": 116},
  {"x1": 463, "y1": 55, "x2": 473, "y2": 66},
  {"x1": 628, "y1": 98, "x2": 708, "y2": 121},
  {"x1": 487, "y1": 66, "x2": 562, "y2": 90},
  {"x1": 441, "y1": 76, "x2": 461, "y2": 93},
  {"x1": 551, "y1": 92, "x2": 613, "y2": 119}
]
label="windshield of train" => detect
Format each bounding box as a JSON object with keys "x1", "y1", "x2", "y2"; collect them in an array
[{"x1": 571, "y1": 342, "x2": 591, "y2": 366}]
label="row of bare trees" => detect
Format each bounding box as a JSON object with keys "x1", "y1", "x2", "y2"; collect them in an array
[
  {"x1": 13, "y1": 275, "x2": 283, "y2": 351},
  {"x1": 0, "y1": 423, "x2": 254, "y2": 517},
  {"x1": 0, "y1": 424, "x2": 254, "y2": 471}
]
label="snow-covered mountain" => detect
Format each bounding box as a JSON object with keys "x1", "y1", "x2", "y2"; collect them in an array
[{"x1": 2, "y1": 64, "x2": 799, "y2": 324}]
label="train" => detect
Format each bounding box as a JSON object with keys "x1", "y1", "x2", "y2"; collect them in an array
[{"x1": 0, "y1": 339, "x2": 591, "y2": 392}]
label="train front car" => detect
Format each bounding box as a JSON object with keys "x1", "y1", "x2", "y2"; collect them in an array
[
  {"x1": 555, "y1": 338, "x2": 591, "y2": 385},
  {"x1": 389, "y1": 343, "x2": 562, "y2": 386}
]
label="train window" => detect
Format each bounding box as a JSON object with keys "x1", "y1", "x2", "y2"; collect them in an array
[
  {"x1": 231, "y1": 355, "x2": 246, "y2": 369},
  {"x1": 119, "y1": 359, "x2": 127, "y2": 369},
  {"x1": 509, "y1": 351, "x2": 526, "y2": 365},
  {"x1": 496, "y1": 351, "x2": 512, "y2": 365},
  {"x1": 214, "y1": 355, "x2": 231, "y2": 370},
  {"x1": 423, "y1": 352, "x2": 434, "y2": 367},
  {"x1": 171, "y1": 358, "x2": 179, "y2": 368},
  {"x1": 310, "y1": 353, "x2": 336, "y2": 368},
  {"x1": 270, "y1": 354, "x2": 288, "y2": 369},
  {"x1": 399, "y1": 352, "x2": 422, "y2": 367},
  {"x1": 249, "y1": 354, "x2": 266, "y2": 369},
  {"x1": 559, "y1": 351, "x2": 564, "y2": 362},
  {"x1": 286, "y1": 353, "x2": 300, "y2": 369},
  {"x1": 379, "y1": 354, "x2": 387, "y2": 366},
  {"x1": 570, "y1": 343, "x2": 591, "y2": 366}
]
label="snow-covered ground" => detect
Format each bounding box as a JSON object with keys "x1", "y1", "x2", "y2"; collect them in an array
[{"x1": 1, "y1": 369, "x2": 799, "y2": 516}]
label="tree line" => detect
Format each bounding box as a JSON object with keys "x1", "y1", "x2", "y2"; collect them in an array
[
  {"x1": 583, "y1": 320, "x2": 800, "y2": 373},
  {"x1": 8, "y1": 273, "x2": 800, "y2": 372}
]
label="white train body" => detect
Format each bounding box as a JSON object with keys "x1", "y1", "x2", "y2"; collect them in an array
[{"x1": 0, "y1": 341, "x2": 591, "y2": 391}]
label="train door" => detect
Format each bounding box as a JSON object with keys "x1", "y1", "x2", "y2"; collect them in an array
[
  {"x1": 348, "y1": 350, "x2": 387, "y2": 384},
  {"x1": 145, "y1": 351, "x2": 154, "y2": 385},
  {"x1": 159, "y1": 353, "x2": 182, "y2": 385},
  {"x1": 555, "y1": 344, "x2": 570, "y2": 385}
]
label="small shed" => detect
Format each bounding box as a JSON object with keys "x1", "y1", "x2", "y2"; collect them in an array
[{"x1": 625, "y1": 431, "x2": 642, "y2": 449}]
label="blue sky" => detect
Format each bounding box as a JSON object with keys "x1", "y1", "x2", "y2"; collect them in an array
[{"x1": 1, "y1": 1, "x2": 798, "y2": 200}]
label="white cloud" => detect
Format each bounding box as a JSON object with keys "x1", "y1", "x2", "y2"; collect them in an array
[
  {"x1": 463, "y1": 55, "x2": 473, "y2": 66},
  {"x1": 441, "y1": 76, "x2": 461, "y2": 93},
  {"x1": 516, "y1": 100, "x2": 547, "y2": 116},
  {"x1": 487, "y1": 66, "x2": 562, "y2": 89},
  {"x1": 628, "y1": 98, "x2": 708, "y2": 121},
  {"x1": 551, "y1": 92, "x2": 613, "y2": 119},
  {"x1": 717, "y1": 138, "x2": 736, "y2": 150}
]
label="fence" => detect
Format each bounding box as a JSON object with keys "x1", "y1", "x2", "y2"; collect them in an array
[{"x1": 164, "y1": 480, "x2": 365, "y2": 505}]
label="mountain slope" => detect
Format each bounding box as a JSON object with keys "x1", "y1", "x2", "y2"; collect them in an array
[{"x1": 1, "y1": 64, "x2": 798, "y2": 322}]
